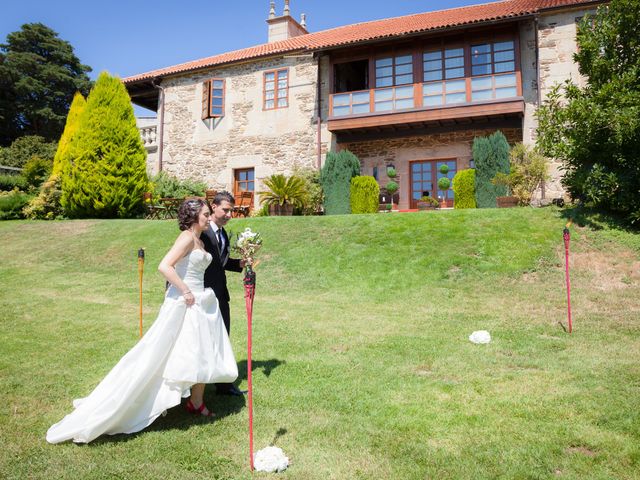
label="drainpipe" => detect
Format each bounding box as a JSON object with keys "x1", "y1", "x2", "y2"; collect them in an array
[
  {"x1": 534, "y1": 14, "x2": 545, "y2": 199},
  {"x1": 151, "y1": 78, "x2": 165, "y2": 172},
  {"x1": 315, "y1": 53, "x2": 322, "y2": 171}
]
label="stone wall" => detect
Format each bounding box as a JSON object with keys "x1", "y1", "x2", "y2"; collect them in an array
[
  {"x1": 159, "y1": 54, "x2": 329, "y2": 207},
  {"x1": 340, "y1": 128, "x2": 522, "y2": 209}
]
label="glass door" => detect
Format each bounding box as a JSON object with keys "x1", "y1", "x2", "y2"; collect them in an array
[{"x1": 410, "y1": 159, "x2": 457, "y2": 208}]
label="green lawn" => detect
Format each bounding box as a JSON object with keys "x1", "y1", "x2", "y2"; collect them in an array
[{"x1": 1, "y1": 208, "x2": 638, "y2": 479}]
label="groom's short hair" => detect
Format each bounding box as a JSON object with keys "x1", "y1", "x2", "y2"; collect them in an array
[{"x1": 213, "y1": 191, "x2": 235, "y2": 206}]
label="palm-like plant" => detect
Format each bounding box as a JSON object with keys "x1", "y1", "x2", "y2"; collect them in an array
[{"x1": 258, "y1": 174, "x2": 308, "y2": 209}]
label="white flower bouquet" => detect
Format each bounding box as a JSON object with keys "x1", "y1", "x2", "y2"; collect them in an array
[{"x1": 233, "y1": 227, "x2": 262, "y2": 269}]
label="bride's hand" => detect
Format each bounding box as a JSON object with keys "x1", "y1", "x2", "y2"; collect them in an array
[{"x1": 183, "y1": 291, "x2": 195, "y2": 307}]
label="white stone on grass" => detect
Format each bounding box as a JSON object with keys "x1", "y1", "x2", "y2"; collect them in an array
[{"x1": 469, "y1": 330, "x2": 491, "y2": 344}]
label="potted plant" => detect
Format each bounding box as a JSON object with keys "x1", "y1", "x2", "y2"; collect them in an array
[
  {"x1": 416, "y1": 195, "x2": 439, "y2": 210},
  {"x1": 258, "y1": 174, "x2": 308, "y2": 216},
  {"x1": 437, "y1": 177, "x2": 451, "y2": 208},
  {"x1": 385, "y1": 181, "x2": 399, "y2": 210}
]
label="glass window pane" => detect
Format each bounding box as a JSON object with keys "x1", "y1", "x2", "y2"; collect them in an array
[
  {"x1": 277, "y1": 89, "x2": 287, "y2": 98},
  {"x1": 265, "y1": 91, "x2": 274, "y2": 100},
  {"x1": 424, "y1": 70, "x2": 443, "y2": 81},
  {"x1": 495, "y1": 86, "x2": 517, "y2": 98},
  {"x1": 265, "y1": 72, "x2": 275, "y2": 81},
  {"x1": 494, "y1": 40, "x2": 514, "y2": 51},
  {"x1": 374, "y1": 88, "x2": 393, "y2": 101},
  {"x1": 423, "y1": 95, "x2": 443, "y2": 106},
  {"x1": 376, "y1": 66, "x2": 393, "y2": 77},
  {"x1": 494, "y1": 61, "x2": 514, "y2": 73},
  {"x1": 395, "y1": 85, "x2": 414, "y2": 98},
  {"x1": 278, "y1": 69, "x2": 288, "y2": 77},
  {"x1": 424, "y1": 60, "x2": 442, "y2": 71},
  {"x1": 445, "y1": 93, "x2": 466, "y2": 104},
  {"x1": 424, "y1": 163, "x2": 432, "y2": 171},
  {"x1": 213, "y1": 80, "x2": 224, "y2": 88},
  {"x1": 352, "y1": 91, "x2": 370, "y2": 104},
  {"x1": 471, "y1": 44, "x2": 491, "y2": 54},
  {"x1": 265, "y1": 81, "x2": 275, "y2": 91},
  {"x1": 423, "y1": 51, "x2": 442, "y2": 61},
  {"x1": 412, "y1": 163, "x2": 420, "y2": 173},
  {"x1": 445, "y1": 67, "x2": 465, "y2": 79},
  {"x1": 472, "y1": 77, "x2": 492, "y2": 89},
  {"x1": 472, "y1": 64, "x2": 492, "y2": 75},
  {"x1": 495, "y1": 73, "x2": 516, "y2": 87},
  {"x1": 445, "y1": 79, "x2": 466, "y2": 92},
  {"x1": 472, "y1": 90, "x2": 493, "y2": 101},
  {"x1": 494, "y1": 50, "x2": 514, "y2": 62},
  {"x1": 352, "y1": 103, "x2": 369, "y2": 114},
  {"x1": 212, "y1": 107, "x2": 223, "y2": 115},
  {"x1": 396, "y1": 74, "x2": 413, "y2": 85},
  {"x1": 213, "y1": 89, "x2": 223, "y2": 97},
  {"x1": 445, "y1": 48, "x2": 464, "y2": 58},
  {"x1": 278, "y1": 79, "x2": 287, "y2": 88},
  {"x1": 423, "y1": 82, "x2": 442, "y2": 94},
  {"x1": 396, "y1": 55, "x2": 412, "y2": 64},
  {"x1": 211, "y1": 97, "x2": 223, "y2": 106},
  {"x1": 277, "y1": 98, "x2": 288, "y2": 107},
  {"x1": 376, "y1": 77, "x2": 393, "y2": 87},
  {"x1": 333, "y1": 105, "x2": 349, "y2": 116},
  {"x1": 396, "y1": 63, "x2": 413, "y2": 75},
  {"x1": 374, "y1": 100, "x2": 393, "y2": 112},
  {"x1": 395, "y1": 98, "x2": 414, "y2": 109},
  {"x1": 376, "y1": 57, "x2": 392, "y2": 67},
  {"x1": 248, "y1": 170, "x2": 254, "y2": 180},
  {"x1": 472, "y1": 53, "x2": 491, "y2": 65},
  {"x1": 412, "y1": 191, "x2": 422, "y2": 200},
  {"x1": 238, "y1": 171, "x2": 247, "y2": 180},
  {"x1": 265, "y1": 99, "x2": 274, "y2": 109},
  {"x1": 413, "y1": 182, "x2": 421, "y2": 191},
  {"x1": 333, "y1": 94, "x2": 350, "y2": 106},
  {"x1": 445, "y1": 57, "x2": 464, "y2": 68}
]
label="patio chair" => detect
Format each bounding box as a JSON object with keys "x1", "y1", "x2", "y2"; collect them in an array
[
  {"x1": 232, "y1": 191, "x2": 254, "y2": 218},
  {"x1": 143, "y1": 192, "x2": 167, "y2": 220}
]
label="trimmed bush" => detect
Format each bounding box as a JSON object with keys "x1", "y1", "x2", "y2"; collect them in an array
[
  {"x1": 61, "y1": 72, "x2": 150, "y2": 218},
  {"x1": 0, "y1": 189, "x2": 34, "y2": 220},
  {"x1": 23, "y1": 175, "x2": 64, "y2": 219},
  {"x1": 320, "y1": 150, "x2": 360, "y2": 215},
  {"x1": 453, "y1": 169, "x2": 476, "y2": 209},
  {"x1": 473, "y1": 131, "x2": 510, "y2": 208},
  {"x1": 0, "y1": 174, "x2": 27, "y2": 191},
  {"x1": 150, "y1": 171, "x2": 206, "y2": 200},
  {"x1": 350, "y1": 176, "x2": 380, "y2": 214},
  {"x1": 22, "y1": 155, "x2": 52, "y2": 189},
  {"x1": 0, "y1": 135, "x2": 57, "y2": 169}
]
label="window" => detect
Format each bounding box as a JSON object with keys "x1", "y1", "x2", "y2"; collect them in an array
[
  {"x1": 422, "y1": 47, "x2": 466, "y2": 106},
  {"x1": 264, "y1": 69, "x2": 289, "y2": 109},
  {"x1": 201, "y1": 78, "x2": 225, "y2": 119},
  {"x1": 234, "y1": 168, "x2": 254, "y2": 197},
  {"x1": 375, "y1": 54, "x2": 413, "y2": 87},
  {"x1": 470, "y1": 40, "x2": 517, "y2": 101}
]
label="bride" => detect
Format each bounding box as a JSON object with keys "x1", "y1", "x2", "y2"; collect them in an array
[{"x1": 46, "y1": 199, "x2": 239, "y2": 444}]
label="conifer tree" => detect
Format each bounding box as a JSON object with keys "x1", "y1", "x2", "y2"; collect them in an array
[
  {"x1": 473, "y1": 131, "x2": 510, "y2": 208},
  {"x1": 61, "y1": 72, "x2": 149, "y2": 218},
  {"x1": 52, "y1": 92, "x2": 86, "y2": 177},
  {"x1": 320, "y1": 150, "x2": 361, "y2": 215}
]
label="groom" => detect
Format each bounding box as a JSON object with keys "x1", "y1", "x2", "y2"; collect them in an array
[{"x1": 201, "y1": 190, "x2": 246, "y2": 396}]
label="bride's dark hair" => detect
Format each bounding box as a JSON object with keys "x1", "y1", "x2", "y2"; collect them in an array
[{"x1": 178, "y1": 199, "x2": 209, "y2": 231}]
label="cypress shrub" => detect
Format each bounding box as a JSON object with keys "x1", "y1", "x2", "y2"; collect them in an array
[
  {"x1": 52, "y1": 92, "x2": 86, "y2": 177},
  {"x1": 350, "y1": 176, "x2": 380, "y2": 214},
  {"x1": 453, "y1": 169, "x2": 476, "y2": 209},
  {"x1": 320, "y1": 150, "x2": 360, "y2": 215},
  {"x1": 61, "y1": 72, "x2": 149, "y2": 218},
  {"x1": 473, "y1": 131, "x2": 510, "y2": 208},
  {"x1": 0, "y1": 174, "x2": 27, "y2": 191}
]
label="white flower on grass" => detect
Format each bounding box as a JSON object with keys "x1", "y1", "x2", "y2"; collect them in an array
[{"x1": 254, "y1": 446, "x2": 289, "y2": 473}]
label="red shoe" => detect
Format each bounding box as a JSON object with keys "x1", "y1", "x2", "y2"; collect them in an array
[{"x1": 185, "y1": 399, "x2": 215, "y2": 417}]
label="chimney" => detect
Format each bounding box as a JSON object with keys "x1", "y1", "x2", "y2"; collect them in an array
[{"x1": 266, "y1": 1, "x2": 308, "y2": 43}]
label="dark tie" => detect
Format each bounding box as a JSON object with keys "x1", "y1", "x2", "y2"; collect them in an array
[{"x1": 216, "y1": 229, "x2": 223, "y2": 254}]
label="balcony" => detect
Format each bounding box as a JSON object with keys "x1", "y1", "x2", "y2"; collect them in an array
[
  {"x1": 139, "y1": 125, "x2": 158, "y2": 152},
  {"x1": 328, "y1": 73, "x2": 524, "y2": 136}
]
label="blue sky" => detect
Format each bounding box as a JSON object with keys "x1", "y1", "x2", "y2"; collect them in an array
[{"x1": 2, "y1": 0, "x2": 485, "y2": 115}]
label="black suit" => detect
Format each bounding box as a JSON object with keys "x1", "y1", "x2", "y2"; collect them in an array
[{"x1": 201, "y1": 225, "x2": 242, "y2": 335}]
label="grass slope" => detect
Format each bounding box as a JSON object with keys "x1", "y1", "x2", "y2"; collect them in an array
[{"x1": 0, "y1": 207, "x2": 638, "y2": 479}]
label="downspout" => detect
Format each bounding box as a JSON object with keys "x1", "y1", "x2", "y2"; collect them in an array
[
  {"x1": 315, "y1": 53, "x2": 322, "y2": 171},
  {"x1": 151, "y1": 78, "x2": 165, "y2": 172},
  {"x1": 534, "y1": 14, "x2": 545, "y2": 199}
]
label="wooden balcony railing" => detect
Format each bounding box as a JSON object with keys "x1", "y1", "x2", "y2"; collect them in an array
[{"x1": 329, "y1": 73, "x2": 518, "y2": 119}]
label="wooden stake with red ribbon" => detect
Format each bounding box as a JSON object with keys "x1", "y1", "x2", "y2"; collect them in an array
[
  {"x1": 138, "y1": 248, "x2": 145, "y2": 338},
  {"x1": 562, "y1": 224, "x2": 572, "y2": 334},
  {"x1": 243, "y1": 265, "x2": 257, "y2": 470}
]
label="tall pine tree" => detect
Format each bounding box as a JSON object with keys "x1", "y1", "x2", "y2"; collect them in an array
[{"x1": 61, "y1": 72, "x2": 149, "y2": 218}]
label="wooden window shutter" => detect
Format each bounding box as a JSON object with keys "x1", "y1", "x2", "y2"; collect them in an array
[{"x1": 201, "y1": 80, "x2": 211, "y2": 119}]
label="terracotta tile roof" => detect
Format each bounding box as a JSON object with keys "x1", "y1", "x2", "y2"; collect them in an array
[{"x1": 123, "y1": 0, "x2": 600, "y2": 84}]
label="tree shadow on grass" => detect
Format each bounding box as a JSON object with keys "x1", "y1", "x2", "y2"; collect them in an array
[
  {"x1": 85, "y1": 358, "x2": 285, "y2": 446},
  {"x1": 560, "y1": 205, "x2": 639, "y2": 233}
]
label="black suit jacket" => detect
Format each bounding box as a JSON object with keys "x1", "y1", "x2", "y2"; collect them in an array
[{"x1": 201, "y1": 225, "x2": 242, "y2": 303}]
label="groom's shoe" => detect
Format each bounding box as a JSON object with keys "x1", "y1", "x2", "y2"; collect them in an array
[{"x1": 217, "y1": 384, "x2": 246, "y2": 396}]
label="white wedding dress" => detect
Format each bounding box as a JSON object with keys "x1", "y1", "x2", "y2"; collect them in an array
[{"x1": 46, "y1": 249, "x2": 238, "y2": 444}]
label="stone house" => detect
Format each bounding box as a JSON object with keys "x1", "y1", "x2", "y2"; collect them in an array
[{"x1": 124, "y1": 0, "x2": 604, "y2": 209}]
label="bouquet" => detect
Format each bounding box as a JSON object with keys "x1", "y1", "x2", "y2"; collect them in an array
[{"x1": 233, "y1": 227, "x2": 262, "y2": 271}]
